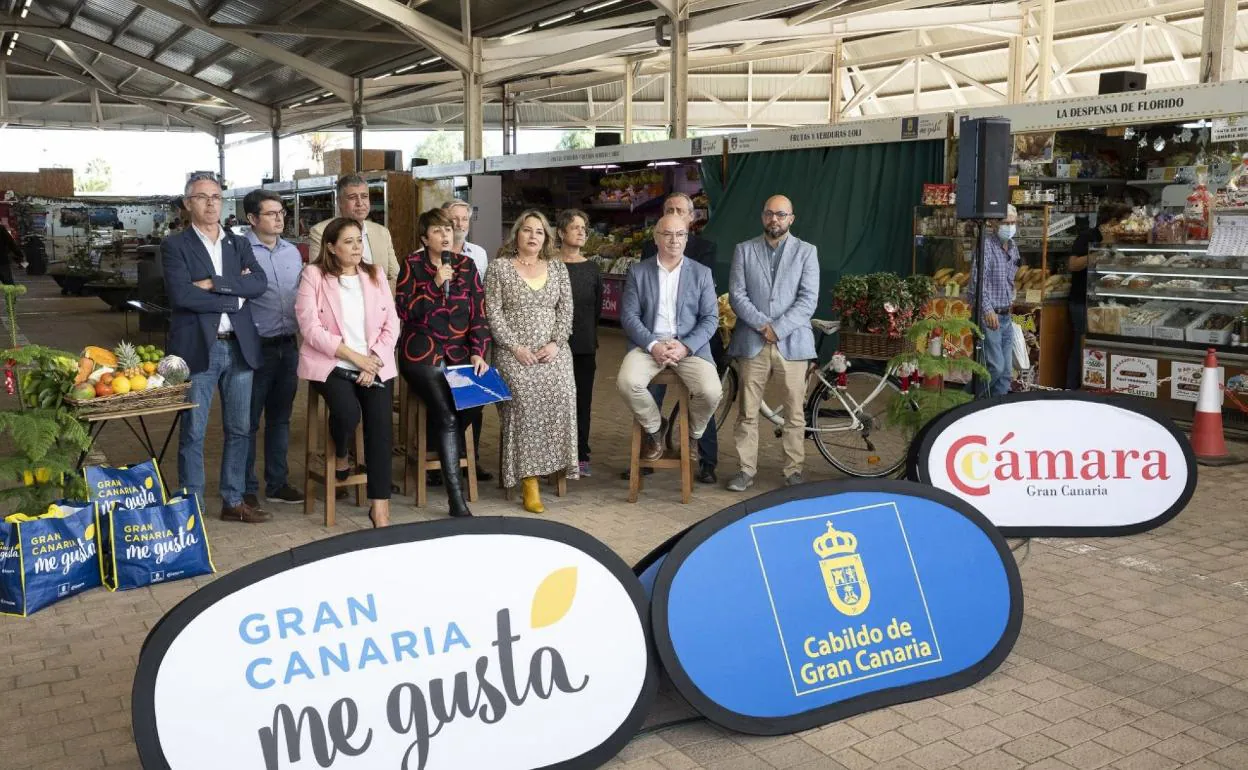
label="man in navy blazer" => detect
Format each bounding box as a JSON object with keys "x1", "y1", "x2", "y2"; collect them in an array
[
  {"x1": 726, "y1": 194, "x2": 820, "y2": 492},
  {"x1": 163, "y1": 172, "x2": 269, "y2": 524},
  {"x1": 617, "y1": 213, "x2": 722, "y2": 462}
]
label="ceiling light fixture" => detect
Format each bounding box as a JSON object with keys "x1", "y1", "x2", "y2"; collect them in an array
[
  {"x1": 420, "y1": 56, "x2": 441, "y2": 65},
  {"x1": 538, "y1": 12, "x2": 574, "y2": 26},
  {"x1": 583, "y1": 0, "x2": 621, "y2": 11},
  {"x1": 20, "y1": 8, "x2": 28, "y2": 17},
  {"x1": 376, "y1": 72, "x2": 391, "y2": 79},
  {"x1": 395, "y1": 64, "x2": 418, "y2": 74},
  {"x1": 500, "y1": 26, "x2": 532, "y2": 38}
]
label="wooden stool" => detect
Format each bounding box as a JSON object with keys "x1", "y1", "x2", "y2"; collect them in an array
[
  {"x1": 405, "y1": 389, "x2": 478, "y2": 507},
  {"x1": 303, "y1": 386, "x2": 367, "y2": 527},
  {"x1": 629, "y1": 370, "x2": 692, "y2": 504}
]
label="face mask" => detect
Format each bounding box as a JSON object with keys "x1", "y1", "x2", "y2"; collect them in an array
[{"x1": 997, "y1": 224, "x2": 1017, "y2": 241}]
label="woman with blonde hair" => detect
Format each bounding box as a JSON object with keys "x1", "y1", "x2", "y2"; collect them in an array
[{"x1": 484, "y1": 210, "x2": 579, "y2": 512}]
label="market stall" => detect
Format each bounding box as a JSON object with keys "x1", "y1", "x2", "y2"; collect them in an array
[{"x1": 952, "y1": 81, "x2": 1248, "y2": 427}]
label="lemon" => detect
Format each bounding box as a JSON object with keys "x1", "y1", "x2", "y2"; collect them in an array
[
  {"x1": 84, "y1": 523, "x2": 96, "y2": 540},
  {"x1": 186, "y1": 515, "x2": 197, "y2": 532},
  {"x1": 144, "y1": 477, "x2": 154, "y2": 489},
  {"x1": 112, "y1": 376, "x2": 131, "y2": 395},
  {"x1": 129, "y1": 374, "x2": 147, "y2": 392}
]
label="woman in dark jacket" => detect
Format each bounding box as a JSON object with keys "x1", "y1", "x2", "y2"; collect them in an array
[
  {"x1": 556, "y1": 209, "x2": 603, "y2": 477},
  {"x1": 395, "y1": 208, "x2": 490, "y2": 517}
]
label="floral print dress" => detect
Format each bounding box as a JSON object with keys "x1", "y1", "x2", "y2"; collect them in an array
[{"x1": 484, "y1": 257, "x2": 579, "y2": 489}]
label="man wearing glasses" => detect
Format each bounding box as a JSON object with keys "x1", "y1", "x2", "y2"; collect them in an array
[
  {"x1": 617, "y1": 213, "x2": 722, "y2": 463},
  {"x1": 636, "y1": 192, "x2": 723, "y2": 483},
  {"x1": 162, "y1": 172, "x2": 269, "y2": 523},
  {"x1": 241, "y1": 189, "x2": 305, "y2": 511},
  {"x1": 726, "y1": 195, "x2": 820, "y2": 492}
]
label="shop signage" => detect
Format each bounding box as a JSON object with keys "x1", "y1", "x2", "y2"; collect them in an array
[
  {"x1": 412, "y1": 159, "x2": 486, "y2": 180},
  {"x1": 1171, "y1": 361, "x2": 1225, "y2": 403},
  {"x1": 1082, "y1": 348, "x2": 1108, "y2": 389},
  {"x1": 132, "y1": 518, "x2": 656, "y2": 770},
  {"x1": 955, "y1": 81, "x2": 1248, "y2": 135},
  {"x1": 1212, "y1": 115, "x2": 1248, "y2": 143},
  {"x1": 600, "y1": 275, "x2": 624, "y2": 322},
  {"x1": 724, "y1": 114, "x2": 947, "y2": 155},
  {"x1": 650, "y1": 481, "x2": 1021, "y2": 735},
  {"x1": 1111, "y1": 354, "x2": 1159, "y2": 398},
  {"x1": 484, "y1": 136, "x2": 723, "y2": 173},
  {"x1": 912, "y1": 391, "x2": 1197, "y2": 537}
]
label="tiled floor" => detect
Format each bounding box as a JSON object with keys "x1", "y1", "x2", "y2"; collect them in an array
[{"x1": 3, "y1": 274, "x2": 1247, "y2": 769}]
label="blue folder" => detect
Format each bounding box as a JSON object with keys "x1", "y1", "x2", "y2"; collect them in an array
[{"x1": 444, "y1": 364, "x2": 513, "y2": 410}]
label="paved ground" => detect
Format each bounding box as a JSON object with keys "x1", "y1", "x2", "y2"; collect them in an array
[{"x1": 3, "y1": 274, "x2": 1248, "y2": 769}]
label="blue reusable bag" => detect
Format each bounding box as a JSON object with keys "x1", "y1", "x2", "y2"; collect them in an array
[
  {"x1": 97, "y1": 491, "x2": 216, "y2": 591},
  {"x1": 83, "y1": 458, "x2": 166, "y2": 511},
  {"x1": 0, "y1": 501, "x2": 103, "y2": 617}
]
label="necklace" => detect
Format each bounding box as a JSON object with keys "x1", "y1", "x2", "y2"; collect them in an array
[{"x1": 516, "y1": 256, "x2": 539, "y2": 267}]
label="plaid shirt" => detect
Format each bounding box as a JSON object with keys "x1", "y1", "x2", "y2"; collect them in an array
[{"x1": 968, "y1": 232, "x2": 1020, "y2": 316}]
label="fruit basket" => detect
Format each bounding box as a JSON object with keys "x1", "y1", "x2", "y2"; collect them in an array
[
  {"x1": 64, "y1": 342, "x2": 192, "y2": 416},
  {"x1": 65, "y1": 382, "x2": 191, "y2": 416}
]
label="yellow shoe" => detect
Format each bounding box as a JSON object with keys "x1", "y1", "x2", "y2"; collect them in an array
[{"x1": 521, "y1": 477, "x2": 544, "y2": 514}]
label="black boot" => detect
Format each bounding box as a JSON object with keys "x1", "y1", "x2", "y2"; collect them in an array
[{"x1": 439, "y1": 428, "x2": 472, "y2": 517}]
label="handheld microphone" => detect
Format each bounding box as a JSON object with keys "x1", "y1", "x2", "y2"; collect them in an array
[{"x1": 440, "y1": 250, "x2": 454, "y2": 294}]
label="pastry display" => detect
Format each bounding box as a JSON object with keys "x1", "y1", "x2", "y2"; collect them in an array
[
  {"x1": 1161, "y1": 306, "x2": 1204, "y2": 328},
  {"x1": 1125, "y1": 276, "x2": 1153, "y2": 289},
  {"x1": 1098, "y1": 273, "x2": 1124, "y2": 288},
  {"x1": 1198, "y1": 312, "x2": 1236, "y2": 330}
]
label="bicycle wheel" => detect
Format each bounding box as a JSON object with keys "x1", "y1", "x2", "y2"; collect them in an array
[
  {"x1": 663, "y1": 365, "x2": 739, "y2": 452},
  {"x1": 808, "y1": 370, "x2": 910, "y2": 478}
]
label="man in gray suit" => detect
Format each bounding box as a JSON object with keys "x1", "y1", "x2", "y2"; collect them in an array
[
  {"x1": 726, "y1": 194, "x2": 820, "y2": 491},
  {"x1": 618, "y1": 214, "x2": 723, "y2": 462}
]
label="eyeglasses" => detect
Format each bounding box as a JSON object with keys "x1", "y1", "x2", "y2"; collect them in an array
[
  {"x1": 762, "y1": 210, "x2": 791, "y2": 220},
  {"x1": 257, "y1": 210, "x2": 285, "y2": 219},
  {"x1": 187, "y1": 194, "x2": 223, "y2": 205},
  {"x1": 656, "y1": 231, "x2": 687, "y2": 241}
]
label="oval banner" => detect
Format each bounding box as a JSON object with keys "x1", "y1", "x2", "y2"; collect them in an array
[
  {"x1": 633, "y1": 523, "x2": 696, "y2": 599},
  {"x1": 912, "y1": 391, "x2": 1197, "y2": 537},
  {"x1": 133, "y1": 518, "x2": 656, "y2": 770},
  {"x1": 651, "y1": 480, "x2": 1022, "y2": 735}
]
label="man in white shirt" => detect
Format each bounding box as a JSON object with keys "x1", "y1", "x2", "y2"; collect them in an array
[
  {"x1": 443, "y1": 198, "x2": 489, "y2": 279},
  {"x1": 308, "y1": 174, "x2": 400, "y2": 289},
  {"x1": 617, "y1": 214, "x2": 721, "y2": 462},
  {"x1": 162, "y1": 172, "x2": 270, "y2": 523}
]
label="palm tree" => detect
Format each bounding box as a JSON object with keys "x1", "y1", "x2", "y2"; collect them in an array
[{"x1": 302, "y1": 132, "x2": 340, "y2": 174}]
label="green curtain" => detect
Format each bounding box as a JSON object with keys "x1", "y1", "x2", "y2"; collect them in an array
[{"x1": 700, "y1": 140, "x2": 945, "y2": 319}]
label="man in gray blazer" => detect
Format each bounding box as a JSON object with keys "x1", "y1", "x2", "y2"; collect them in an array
[
  {"x1": 726, "y1": 194, "x2": 820, "y2": 491},
  {"x1": 618, "y1": 214, "x2": 723, "y2": 462}
]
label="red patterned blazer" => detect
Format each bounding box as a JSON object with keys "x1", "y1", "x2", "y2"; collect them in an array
[{"x1": 395, "y1": 248, "x2": 490, "y2": 367}]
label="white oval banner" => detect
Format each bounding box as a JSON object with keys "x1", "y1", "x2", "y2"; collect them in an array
[
  {"x1": 912, "y1": 392, "x2": 1196, "y2": 537},
  {"x1": 132, "y1": 518, "x2": 656, "y2": 769}
]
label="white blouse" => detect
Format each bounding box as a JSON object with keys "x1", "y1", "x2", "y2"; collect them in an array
[{"x1": 336, "y1": 274, "x2": 369, "y2": 371}]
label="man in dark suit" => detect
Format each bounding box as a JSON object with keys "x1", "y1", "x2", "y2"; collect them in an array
[
  {"x1": 638, "y1": 192, "x2": 724, "y2": 483},
  {"x1": 163, "y1": 172, "x2": 270, "y2": 524}
]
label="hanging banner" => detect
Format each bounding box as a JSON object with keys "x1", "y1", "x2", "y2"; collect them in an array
[
  {"x1": 955, "y1": 81, "x2": 1248, "y2": 135},
  {"x1": 483, "y1": 136, "x2": 723, "y2": 173},
  {"x1": 412, "y1": 159, "x2": 487, "y2": 180},
  {"x1": 132, "y1": 518, "x2": 656, "y2": 770},
  {"x1": 723, "y1": 114, "x2": 948, "y2": 155},
  {"x1": 911, "y1": 391, "x2": 1197, "y2": 537},
  {"x1": 650, "y1": 481, "x2": 1021, "y2": 735}
]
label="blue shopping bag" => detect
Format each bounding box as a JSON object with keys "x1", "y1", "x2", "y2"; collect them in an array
[
  {"x1": 0, "y1": 501, "x2": 103, "y2": 617},
  {"x1": 83, "y1": 458, "x2": 166, "y2": 511},
  {"x1": 97, "y1": 491, "x2": 216, "y2": 591}
]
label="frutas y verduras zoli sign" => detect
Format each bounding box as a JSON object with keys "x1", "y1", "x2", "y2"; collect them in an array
[
  {"x1": 911, "y1": 392, "x2": 1197, "y2": 537},
  {"x1": 132, "y1": 518, "x2": 656, "y2": 770}
]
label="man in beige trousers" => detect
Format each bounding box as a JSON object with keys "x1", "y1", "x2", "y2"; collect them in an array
[{"x1": 726, "y1": 195, "x2": 820, "y2": 491}]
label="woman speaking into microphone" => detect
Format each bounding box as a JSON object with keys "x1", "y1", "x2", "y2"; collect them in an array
[{"x1": 396, "y1": 208, "x2": 491, "y2": 517}]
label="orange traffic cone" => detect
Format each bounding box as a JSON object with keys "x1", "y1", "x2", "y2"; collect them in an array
[{"x1": 1191, "y1": 347, "x2": 1232, "y2": 465}]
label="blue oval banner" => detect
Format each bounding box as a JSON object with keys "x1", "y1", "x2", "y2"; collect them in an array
[
  {"x1": 651, "y1": 480, "x2": 1021, "y2": 735},
  {"x1": 633, "y1": 523, "x2": 696, "y2": 600}
]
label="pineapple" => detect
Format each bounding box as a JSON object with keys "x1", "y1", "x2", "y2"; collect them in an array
[{"x1": 114, "y1": 341, "x2": 142, "y2": 378}]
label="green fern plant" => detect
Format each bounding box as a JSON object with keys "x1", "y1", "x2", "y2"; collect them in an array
[
  {"x1": 886, "y1": 316, "x2": 990, "y2": 439},
  {"x1": 1, "y1": 285, "x2": 92, "y2": 516}
]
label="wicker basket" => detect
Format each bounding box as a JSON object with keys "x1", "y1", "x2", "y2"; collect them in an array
[
  {"x1": 65, "y1": 382, "x2": 192, "y2": 417},
  {"x1": 839, "y1": 330, "x2": 908, "y2": 361}
]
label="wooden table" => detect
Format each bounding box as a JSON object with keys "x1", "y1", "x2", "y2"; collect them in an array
[{"x1": 75, "y1": 402, "x2": 197, "y2": 486}]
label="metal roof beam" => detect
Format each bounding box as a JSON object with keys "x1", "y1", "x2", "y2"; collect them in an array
[
  {"x1": 0, "y1": 17, "x2": 270, "y2": 125},
  {"x1": 336, "y1": 0, "x2": 471, "y2": 71},
  {"x1": 51, "y1": 39, "x2": 117, "y2": 93},
  {"x1": 127, "y1": 0, "x2": 355, "y2": 100},
  {"x1": 209, "y1": 24, "x2": 411, "y2": 44}
]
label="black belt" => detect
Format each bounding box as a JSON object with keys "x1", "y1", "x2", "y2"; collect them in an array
[
  {"x1": 261, "y1": 334, "x2": 296, "y2": 343},
  {"x1": 993, "y1": 306, "x2": 1011, "y2": 315},
  {"x1": 216, "y1": 331, "x2": 236, "y2": 340}
]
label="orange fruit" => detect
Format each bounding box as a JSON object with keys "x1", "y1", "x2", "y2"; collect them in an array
[
  {"x1": 142, "y1": 362, "x2": 157, "y2": 375},
  {"x1": 129, "y1": 374, "x2": 147, "y2": 392},
  {"x1": 112, "y1": 377, "x2": 131, "y2": 395}
]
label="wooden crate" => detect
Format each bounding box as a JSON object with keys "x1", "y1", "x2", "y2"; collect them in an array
[{"x1": 324, "y1": 149, "x2": 401, "y2": 176}]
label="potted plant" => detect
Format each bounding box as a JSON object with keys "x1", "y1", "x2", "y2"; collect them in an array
[
  {"x1": 884, "y1": 315, "x2": 989, "y2": 440},
  {"x1": 831, "y1": 273, "x2": 936, "y2": 360}
]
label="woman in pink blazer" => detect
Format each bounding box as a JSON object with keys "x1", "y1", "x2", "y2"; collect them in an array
[{"x1": 296, "y1": 217, "x2": 401, "y2": 527}]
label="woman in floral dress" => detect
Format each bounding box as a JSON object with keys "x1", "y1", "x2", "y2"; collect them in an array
[{"x1": 485, "y1": 210, "x2": 579, "y2": 512}]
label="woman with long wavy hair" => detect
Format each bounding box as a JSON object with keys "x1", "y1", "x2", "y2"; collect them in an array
[{"x1": 484, "y1": 210, "x2": 578, "y2": 512}]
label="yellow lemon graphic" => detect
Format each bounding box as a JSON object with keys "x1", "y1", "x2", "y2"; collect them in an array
[
  {"x1": 144, "y1": 477, "x2": 154, "y2": 490},
  {"x1": 186, "y1": 515, "x2": 197, "y2": 532},
  {"x1": 84, "y1": 523, "x2": 96, "y2": 541},
  {"x1": 530, "y1": 566, "x2": 578, "y2": 629},
  {"x1": 34, "y1": 467, "x2": 50, "y2": 484}
]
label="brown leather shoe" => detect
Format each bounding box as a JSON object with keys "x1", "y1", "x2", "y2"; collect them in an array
[
  {"x1": 641, "y1": 431, "x2": 664, "y2": 461},
  {"x1": 221, "y1": 501, "x2": 271, "y2": 523}
]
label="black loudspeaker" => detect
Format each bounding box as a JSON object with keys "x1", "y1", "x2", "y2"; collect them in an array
[
  {"x1": 411, "y1": 158, "x2": 429, "y2": 169},
  {"x1": 384, "y1": 150, "x2": 403, "y2": 171},
  {"x1": 594, "y1": 132, "x2": 622, "y2": 147},
  {"x1": 956, "y1": 117, "x2": 1011, "y2": 220},
  {"x1": 1099, "y1": 71, "x2": 1147, "y2": 94}
]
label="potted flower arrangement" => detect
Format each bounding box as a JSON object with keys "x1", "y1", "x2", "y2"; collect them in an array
[{"x1": 831, "y1": 273, "x2": 936, "y2": 360}]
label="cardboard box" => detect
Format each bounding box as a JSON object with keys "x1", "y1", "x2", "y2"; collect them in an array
[{"x1": 323, "y1": 149, "x2": 402, "y2": 175}]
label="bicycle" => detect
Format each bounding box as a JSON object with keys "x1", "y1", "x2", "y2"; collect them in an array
[{"x1": 664, "y1": 318, "x2": 914, "y2": 478}]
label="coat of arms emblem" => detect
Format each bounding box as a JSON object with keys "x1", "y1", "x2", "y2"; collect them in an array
[{"x1": 813, "y1": 521, "x2": 870, "y2": 615}]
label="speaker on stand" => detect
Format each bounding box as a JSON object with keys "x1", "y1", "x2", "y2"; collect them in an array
[{"x1": 956, "y1": 116, "x2": 1012, "y2": 398}]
